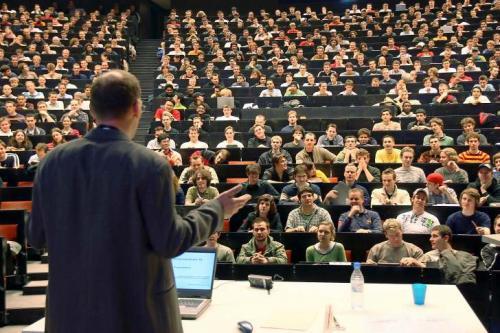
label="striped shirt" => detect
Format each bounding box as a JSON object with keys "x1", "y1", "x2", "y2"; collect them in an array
[{"x1": 458, "y1": 150, "x2": 491, "y2": 163}]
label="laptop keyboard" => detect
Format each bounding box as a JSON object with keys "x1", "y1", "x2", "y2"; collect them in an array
[{"x1": 179, "y1": 298, "x2": 204, "y2": 308}]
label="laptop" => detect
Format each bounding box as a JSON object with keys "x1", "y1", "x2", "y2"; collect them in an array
[
  {"x1": 172, "y1": 246, "x2": 217, "y2": 319},
  {"x1": 329, "y1": 181, "x2": 350, "y2": 205},
  {"x1": 217, "y1": 96, "x2": 235, "y2": 109},
  {"x1": 395, "y1": 3, "x2": 407, "y2": 11}
]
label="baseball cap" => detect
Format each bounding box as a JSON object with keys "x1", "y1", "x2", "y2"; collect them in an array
[
  {"x1": 413, "y1": 188, "x2": 428, "y2": 198},
  {"x1": 478, "y1": 163, "x2": 492, "y2": 171},
  {"x1": 426, "y1": 173, "x2": 444, "y2": 185}
]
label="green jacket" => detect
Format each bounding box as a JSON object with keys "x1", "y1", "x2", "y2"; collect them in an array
[{"x1": 236, "y1": 236, "x2": 288, "y2": 264}]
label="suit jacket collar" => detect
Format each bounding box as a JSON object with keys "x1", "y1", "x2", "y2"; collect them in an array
[{"x1": 85, "y1": 125, "x2": 130, "y2": 142}]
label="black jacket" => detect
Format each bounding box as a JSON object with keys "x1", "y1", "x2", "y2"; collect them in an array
[{"x1": 29, "y1": 126, "x2": 224, "y2": 333}]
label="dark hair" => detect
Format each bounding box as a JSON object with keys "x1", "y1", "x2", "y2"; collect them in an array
[
  {"x1": 246, "y1": 163, "x2": 261, "y2": 175},
  {"x1": 157, "y1": 133, "x2": 169, "y2": 143},
  {"x1": 298, "y1": 186, "x2": 315, "y2": 198},
  {"x1": 381, "y1": 168, "x2": 396, "y2": 179},
  {"x1": 90, "y1": 70, "x2": 141, "y2": 120},
  {"x1": 191, "y1": 168, "x2": 212, "y2": 186},
  {"x1": 293, "y1": 164, "x2": 308, "y2": 176},
  {"x1": 432, "y1": 225, "x2": 453, "y2": 241},
  {"x1": 255, "y1": 194, "x2": 277, "y2": 217},
  {"x1": 272, "y1": 153, "x2": 287, "y2": 166}
]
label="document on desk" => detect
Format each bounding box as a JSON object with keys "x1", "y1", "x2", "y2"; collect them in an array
[{"x1": 261, "y1": 308, "x2": 318, "y2": 331}]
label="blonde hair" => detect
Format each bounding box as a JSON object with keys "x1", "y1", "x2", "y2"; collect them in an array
[{"x1": 383, "y1": 218, "x2": 402, "y2": 233}]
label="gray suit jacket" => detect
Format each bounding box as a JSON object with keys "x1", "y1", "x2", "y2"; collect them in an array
[{"x1": 29, "y1": 126, "x2": 224, "y2": 333}]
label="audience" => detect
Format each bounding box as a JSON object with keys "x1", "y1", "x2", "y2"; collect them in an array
[
  {"x1": 375, "y1": 135, "x2": 401, "y2": 163},
  {"x1": 367, "y1": 219, "x2": 424, "y2": 264},
  {"x1": 184, "y1": 169, "x2": 219, "y2": 206},
  {"x1": 236, "y1": 218, "x2": 288, "y2": 264},
  {"x1": 296, "y1": 132, "x2": 336, "y2": 164},
  {"x1": 395, "y1": 146, "x2": 426, "y2": 183},
  {"x1": 238, "y1": 164, "x2": 280, "y2": 202},
  {"x1": 396, "y1": 189, "x2": 440, "y2": 233},
  {"x1": 239, "y1": 194, "x2": 282, "y2": 232},
  {"x1": 446, "y1": 188, "x2": 491, "y2": 234},
  {"x1": 280, "y1": 165, "x2": 322, "y2": 204},
  {"x1": 406, "y1": 225, "x2": 477, "y2": 285},
  {"x1": 338, "y1": 188, "x2": 382, "y2": 233},
  {"x1": 371, "y1": 168, "x2": 411, "y2": 206},
  {"x1": 480, "y1": 215, "x2": 500, "y2": 269},
  {"x1": 306, "y1": 221, "x2": 346, "y2": 262},
  {"x1": 204, "y1": 232, "x2": 235, "y2": 263},
  {"x1": 423, "y1": 173, "x2": 459, "y2": 205},
  {"x1": 0, "y1": 4, "x2": 497, "y2": 290},
  {"x1": 285, "y1": 187, "x2": 332, "y2": 232},
  {"x1": 467, "y1": 164, "x2": 500, "y2": 206}
]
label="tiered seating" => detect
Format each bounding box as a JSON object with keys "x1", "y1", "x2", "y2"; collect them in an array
[{"x1": 152, "y1": 4, "x2": 498, "y2": 203}]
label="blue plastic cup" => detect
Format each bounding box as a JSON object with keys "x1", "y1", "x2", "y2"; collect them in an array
[{"x1": 412, "y1": 283, "x2": 427, "y2": 305}]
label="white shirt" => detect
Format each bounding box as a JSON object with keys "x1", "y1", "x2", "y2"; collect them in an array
[
  {"x1": 47, "y1": 101, "x2": 65, "y2": 110},
  {"x1": 313, "y1": 91, "x2": 332, "y2": 96},
  {"x1": 0, "y1": 130, "x2": 13, "y2": 136},
  {"x1": 180, "y1": 141, "x2": 208, "y2": 149},
  {"x1": 216, "y1": 140, "x2": 244, "y2": 148},
  {"x1": 438, "y1": 67, "x2": 456, "y2": 73},
  {"x1": 463, "y1": 95, "x2": 491, "y2": 104},
  {"x1": 215, "y1": 116, "x2": 239, "y2": 121},
  {"x1": 397, "y1": 211, "x2": 440, "y2": 233},
  {"x1": 418, "y1": 87, "x2": 438, "y2": 94},
  {"x1": 146, "y1": 138, "x2": 176, "y2": 150},
  {"x1": 259, "y1": 89, "x2": 282, "y2": 97}
]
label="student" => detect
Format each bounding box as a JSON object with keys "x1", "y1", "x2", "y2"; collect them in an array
[
  {"x1": 406, "y1": 225, "x2": 477, "y2": 285},
  {"x1": 446, "y1": 188, "x2": 491, "y2": 234},
  {"x1": 204, "y1": 232, "x2": 235, "y2": 263},
  {"x1": 239, "y1": 194, "x2": 282, "y2": 232},
  {"x1": 367, "y1": 219, "x2": 424, "y2": 264},
  {"x1": 236, "y1": 218, "x2": 288, "y2": 264},
  {"x1": 285, "y1": 187, "x2": 332, "y2": 232},
  {"x1": 371, "y1": 168, "x2": 411, "y2": 205},
  {"x1": 306, "y1": 221, "x2": 347, "y2": 262},
  {"x1": 458, "y1": 133, "x2": 491, "y2": 164},
  {"x1": 435, "y1": 148, "x2": 469, "y2": 184},
  {"x1": 480, "y1": 215, "x2": 500, "y2": 269},
  {"x1": 338, "y1": 188, "x2": 382, "y2": 233},
  {"x1": 375, "y1": 135, "x2": 401, "y2": 163}
]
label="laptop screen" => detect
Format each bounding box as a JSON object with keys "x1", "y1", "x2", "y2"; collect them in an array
[{"x1": 172, "y1": 247, "x2": 217, "y2": 297}]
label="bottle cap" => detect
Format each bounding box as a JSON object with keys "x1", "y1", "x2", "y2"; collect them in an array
[{"x1": 353, "y1": 262, "x2": 361, "y2": 269}]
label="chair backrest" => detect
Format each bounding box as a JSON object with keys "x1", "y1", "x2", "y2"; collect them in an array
[
  {"x1": 0, "y1": 224, "x2": 17, "y2": 241},
  {"x1": 285, "y1": 249, "x2": 292, "y2": 264},
  {"x1": 344, "y1": 250, "x2": 352, "y2": 262}
]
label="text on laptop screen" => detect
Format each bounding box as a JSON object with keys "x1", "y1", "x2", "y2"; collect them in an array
[{"x1": 172, "y1": 251, "x2": 216, "y2": 291}]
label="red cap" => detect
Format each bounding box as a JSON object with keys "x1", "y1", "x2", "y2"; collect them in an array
[{"x1": 426, "y1": 173, "x2": 444, "y2": 185}]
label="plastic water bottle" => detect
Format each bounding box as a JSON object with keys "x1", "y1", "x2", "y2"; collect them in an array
[{"x1": 350, "y1": 262, "x2": 364, "y2": 310}]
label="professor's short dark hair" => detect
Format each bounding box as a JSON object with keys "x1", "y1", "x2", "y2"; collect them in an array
[{"x1": 90, "y1": 70, "x2": 141, "y2": 120}]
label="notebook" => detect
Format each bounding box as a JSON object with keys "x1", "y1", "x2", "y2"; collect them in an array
[{"x1": 172, "y1": 246, "x2": 217, "y2": 319}]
